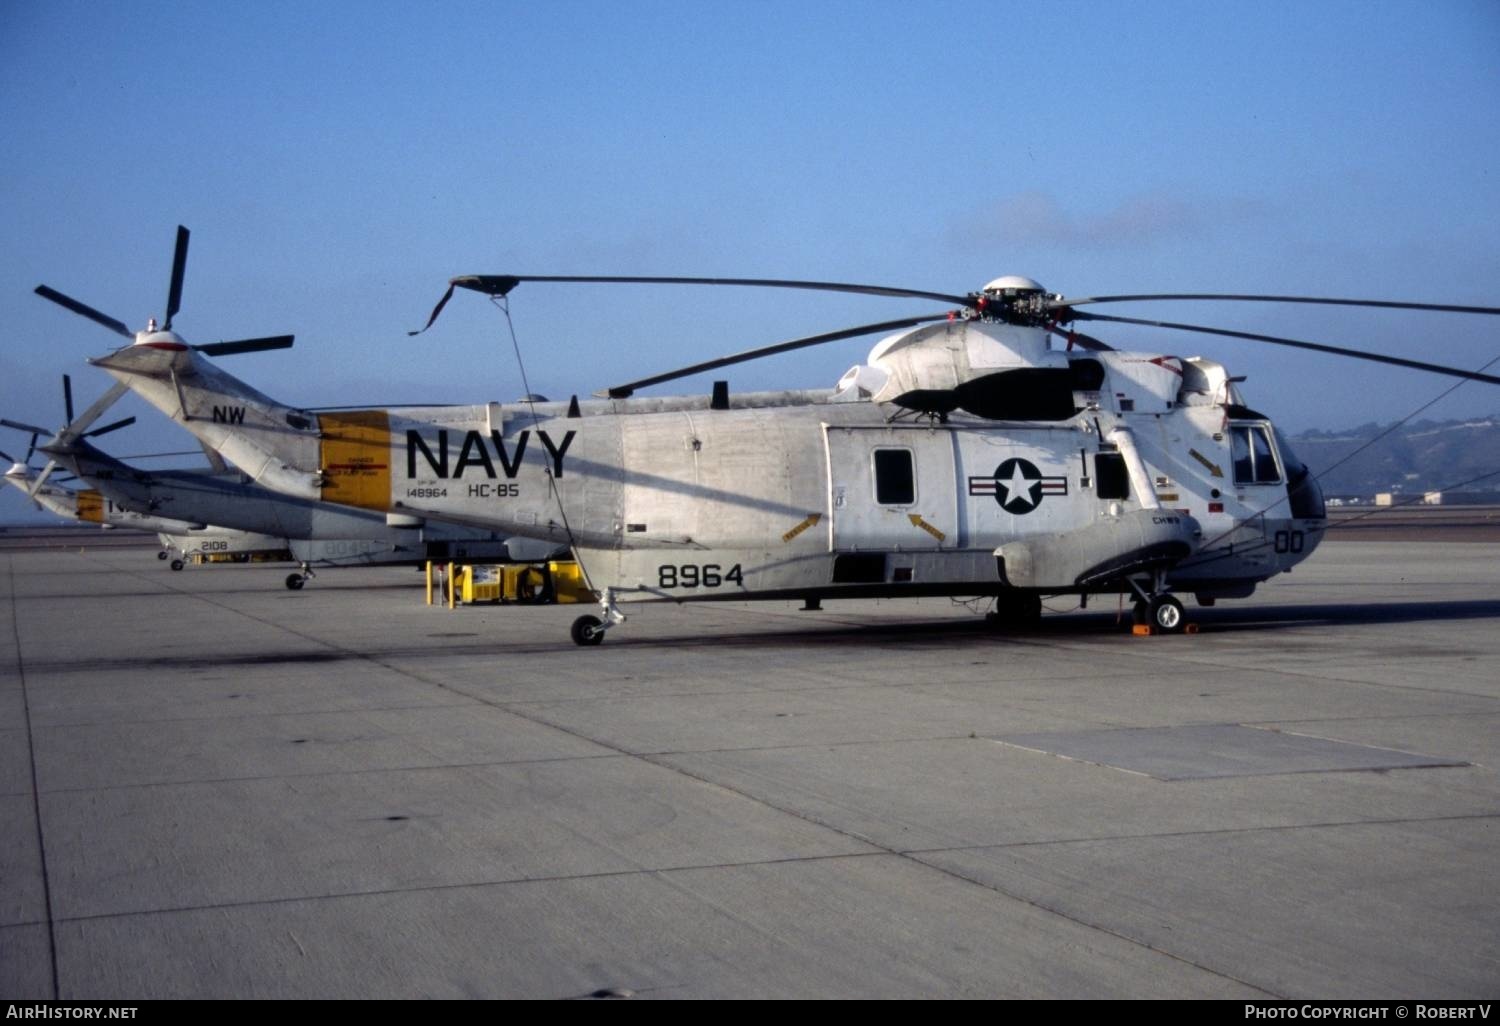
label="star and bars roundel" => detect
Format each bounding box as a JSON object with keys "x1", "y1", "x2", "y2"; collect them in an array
[{"x1": 968, "y1": 457, "x2": 1068, "y2": 515}]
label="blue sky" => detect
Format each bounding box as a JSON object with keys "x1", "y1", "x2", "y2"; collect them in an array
[{"x1": 3, "y1": 0, "x2": 1498, "y2": 521}]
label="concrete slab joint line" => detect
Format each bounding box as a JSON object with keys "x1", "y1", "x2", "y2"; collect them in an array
[{"x1": 1, "y1": 540, "x2": 1498, "y2": 997}]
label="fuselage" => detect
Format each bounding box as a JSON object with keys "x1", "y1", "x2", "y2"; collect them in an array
[{"x1": 92, "y1": 334, "x2": 1327, "y2": 604}]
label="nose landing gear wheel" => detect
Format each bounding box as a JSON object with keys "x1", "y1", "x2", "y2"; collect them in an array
[
  {"x1": 157, "y1": 550, "x2": 169, "y2": 560},
  {"x1": 285, "y1": 574, "x2": 305, "y2": 590},
  {"x1": 169, "y1": 559, "x2": 184, "y2": 572},
  {"x1": 571, "y1": 614, "x2": 605, "y2": 646}
]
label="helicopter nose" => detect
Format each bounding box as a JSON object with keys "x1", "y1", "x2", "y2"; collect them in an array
[{"x1": 1287, "y1": 466, "x2": 1326, "y2": 522}]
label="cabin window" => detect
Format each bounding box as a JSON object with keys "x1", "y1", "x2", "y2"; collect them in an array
[
  {"x1": 1095, "y1": 452, "x2": 1130, "y2": 500},
  {"x1": 1231, "y1": 425, "x2": 1281, "y2": 484},
  {"x1": 873, "y1": 448, "x2": 915, "y2": 506}
]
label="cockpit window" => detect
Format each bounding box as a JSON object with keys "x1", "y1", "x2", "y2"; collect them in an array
[
  {"x1": 1230, "y1": 424, "x2": 1281, "y2": 485},
  {"x1": 1275, "y1": 427, "x2": 1326, "y2": 519}
]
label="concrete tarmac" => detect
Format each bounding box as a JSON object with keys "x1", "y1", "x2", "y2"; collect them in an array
[{"x1": 2, "y1": 541, "x2": 1498, "y2": 998}]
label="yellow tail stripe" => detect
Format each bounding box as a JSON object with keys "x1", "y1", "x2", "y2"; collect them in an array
[
  {"x1": 318, "y1": 410, "x2": 392, "y2": 511},
  {"x1": 77, "y1": 490, "x2": 104, "y2": 524}
]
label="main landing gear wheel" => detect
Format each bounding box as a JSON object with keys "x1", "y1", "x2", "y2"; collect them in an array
[
  {"x1": 1149, "y1": 595, "x2": 1185, "y2": 633},
  {"x1": 571, "y1": 614, "x2": 605, "y2": 646},
  {"x1": 169, "y1": 559, "x2": 184, "y2": 572},
  {"x1": 987, "y1": 592, "x2": 1042, "y2": 628},
  {"x1": 285, "y1": 574, "x2": 305, "y2": 591},
  {"x1": 157, "y1": 550, "x2": 169, "y2": 560}
]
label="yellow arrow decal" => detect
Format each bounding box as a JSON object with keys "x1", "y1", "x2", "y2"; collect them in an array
[
  {"x1": 1188, "y1": 448, "x2": 1224, "y2": 478},
  {"x1": 908, "y1": 513, "x2": 947, "y2": 542},
  {"x1": 781, "y1": 512, "x2": 823, "y2": 543}
]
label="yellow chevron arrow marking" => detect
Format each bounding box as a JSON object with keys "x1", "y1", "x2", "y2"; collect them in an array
[
  {"x1": 1188, "y1": 448, "x2": 1224, "y2": 478},
  {"x1": 908, "y1": 514, "x2": 947, "y2": 542},
  {"x1": 781, "y1": 512, "x2": 823, "y2": 543}
]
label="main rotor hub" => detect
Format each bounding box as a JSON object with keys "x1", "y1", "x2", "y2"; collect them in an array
[{"x1": 971, "y1": 275, "x2": 1055, "y2": 326}]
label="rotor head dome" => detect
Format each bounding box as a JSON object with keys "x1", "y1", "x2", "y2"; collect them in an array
[{"x1": 982, "y1": 275, "x2": 1045, "y2": 294}]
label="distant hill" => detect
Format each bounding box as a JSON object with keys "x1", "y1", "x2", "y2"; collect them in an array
[{"x1": 1291, "y1": 416, "x2": 1500, "y2": 500}]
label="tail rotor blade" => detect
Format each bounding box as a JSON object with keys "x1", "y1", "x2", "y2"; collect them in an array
[
  {"x1": 33, "y1": 286, "x2": 133, "y2": 338},
  {"x1": 0, "y1": 418, "x2": 53, "y2": 436},
  {"x1": 193, "y1": 335, "x2": 294, "y2": 356},
  {"x1": 164, "y1": 225, "x2": 189, "y2": 330},
  {"x1": 55, "y1": 380, "x2": 131, "y2": 444},
  {"x1": 83, "y1": 416, "x2": 136, "y2": 439}
]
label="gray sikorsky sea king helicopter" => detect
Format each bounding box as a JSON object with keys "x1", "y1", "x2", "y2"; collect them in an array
[{"x1": 73, "y1": 256, "x2": 1500, "y2": 645}]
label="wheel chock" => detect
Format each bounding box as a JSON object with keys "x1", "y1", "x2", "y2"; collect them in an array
[{"x1": 1131, "y1": 622, "x2": 1199, "y2": 637}]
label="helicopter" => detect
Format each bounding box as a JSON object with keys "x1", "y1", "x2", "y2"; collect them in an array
[
  {"x1": 3, "y1": 444, "x2": 290, "y2": 569},
  {"x1": 62, "y1": 252, "x2": 1500, "y2": 644},
  {"x1": 6, "y1": 378, "x2": 527, "y2": 589},
  {"x1": 25, "y1": 229, "x2": 539, "y2": 589}
]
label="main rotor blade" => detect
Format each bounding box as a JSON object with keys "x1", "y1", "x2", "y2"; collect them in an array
[
  {"x1": 83, "y1": 416, "x2": 136, "y2": 439},
  {"x1": 63, "y1": 375, "x2": 75, "y2": 423},
  {"x1": 164, "y1": 225, "x2": 190, "y2": 330},
  {"x1": 1052, "y1": 293, "x2": 1500, "y2": 316},
  {"x1": 1046, "y1": 323, "x2": 1114, "y2": 352},
  {"x1": 1070, "y1": 311, "x2": 1500, "y2": 385},
  {"x1": 598, "y1": 313, "x2": 952, "y2": 398},
  {"x1": 108, "y1": 450, "x2": 212, "y2": 460},
  {"x1": 455, "y1": 274, "x2": 971, "y2": 305},
  {"x1": 33, "y1": 286, "x2": 133, "y2": 338},
  {"x1": 410, "y1": 274, "x2": 971, "y2": 335},
  {"x1": 193, "y1": 335, "x2": 294, "y2": 356}
]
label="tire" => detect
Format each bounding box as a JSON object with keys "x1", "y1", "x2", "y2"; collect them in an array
[
  {"x1": 1017, "y1": 593, "x2": 1043, "y2": 624},
  {"x1": 571, "y1": 614, "x2": 604, "y2": 646},
  {"x1": 157, "y1": 550, "x2": 169, "y2": 560},
  {"x1": 1150, "y1": 595, "x2": 1185, "y2": 633},
  {"x1": 285, "y1": 574, "x2": 305, "y2": 591},
  {"x1": 170, "y1": 559, "x2": 184, "y2": 572}
]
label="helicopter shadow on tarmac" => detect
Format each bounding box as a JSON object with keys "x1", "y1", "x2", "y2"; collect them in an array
[{"x1": 573, "y1": 595, "x2": 1500, "y2": 651}]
